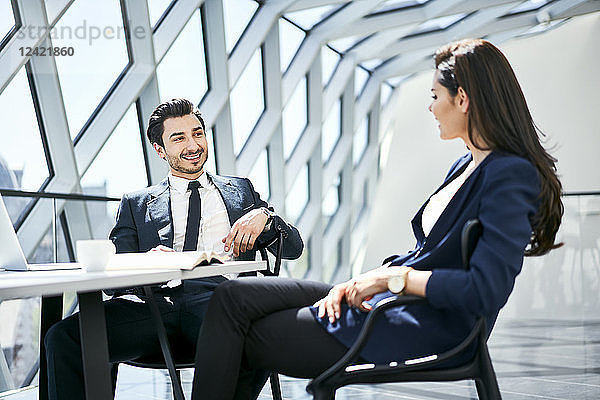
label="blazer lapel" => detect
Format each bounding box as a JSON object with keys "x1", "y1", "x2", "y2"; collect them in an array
[
  {"x1": 420, "y1": 152, "x2": 496, "y2": 254},
  {"x1": 147, "y1": 179, "x2": 173, "y2": 248},
  {"x1": 208, "y1": 173, "x2": 243, "y2": 225},
  {"x1": 411, "y1": 153, "x2": 473, "y2": 246}
]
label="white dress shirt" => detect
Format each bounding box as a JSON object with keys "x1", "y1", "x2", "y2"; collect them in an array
[
  {"x1": 168, "y1": 172, "x2": 231, "y2": 255},
  {"x1": 168, "y1": 172, "x2": 235, "y2": 282}
]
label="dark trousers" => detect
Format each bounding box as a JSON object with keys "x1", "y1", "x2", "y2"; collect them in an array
[
  {"x1": 192, "y1": 277, "x2": 352, "y2": 400},
  {"x1": 44, "y1": 279, "x2": 230, "y2": 400}
]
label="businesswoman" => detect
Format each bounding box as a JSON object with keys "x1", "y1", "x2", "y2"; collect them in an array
[{"x1": 191, "y1": 39, "x2": 563, "y2": 400}]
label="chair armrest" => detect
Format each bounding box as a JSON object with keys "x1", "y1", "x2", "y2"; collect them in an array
[
  {"x1": 309, "y1": 295, "x2": 426, "y2": 389},
  {"x1": 257, "y1": 230, "x2": 284, "y2": 276}
]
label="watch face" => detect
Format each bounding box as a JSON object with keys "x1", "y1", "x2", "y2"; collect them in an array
[{"x1": 388, "y1": 275, "x2": 406, "y2": 294}]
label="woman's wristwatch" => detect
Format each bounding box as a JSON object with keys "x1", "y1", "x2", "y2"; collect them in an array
[{"x1": 387, "y1": 267, "x2": 414, "y2": 295}]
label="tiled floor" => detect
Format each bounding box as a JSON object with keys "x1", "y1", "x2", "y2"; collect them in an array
[{"x1": 1, "y1": 318, "x2": 598, "y2": 399}]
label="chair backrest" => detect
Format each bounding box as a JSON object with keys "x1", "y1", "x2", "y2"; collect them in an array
[{"x1": 461, "y1": 219, "x2": 482, "y2": 270}]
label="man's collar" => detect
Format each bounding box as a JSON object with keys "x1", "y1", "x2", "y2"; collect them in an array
[{"x1": 168, "y1": 171, "x2": 209, "y2": 194}]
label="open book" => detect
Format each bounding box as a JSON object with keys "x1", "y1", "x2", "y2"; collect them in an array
[{"x1": 106, "y1": 251, "x2": 230, "y2": 270}]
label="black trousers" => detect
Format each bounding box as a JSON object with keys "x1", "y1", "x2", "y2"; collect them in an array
[
  {"x1": 192, "y1": 277, "x2": 352, "y2": 400},
  {"x1": 44, "y1": 279, "x2": 235, "y2": 400}
]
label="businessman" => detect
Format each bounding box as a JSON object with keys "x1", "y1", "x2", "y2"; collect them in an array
[{"x1": 44, "y1": 98, "x2": 303, "y2": 399}]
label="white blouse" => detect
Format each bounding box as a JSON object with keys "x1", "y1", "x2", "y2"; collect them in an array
[{"x1": 421, "y1": 160, "x2": 477, "y2": 237}]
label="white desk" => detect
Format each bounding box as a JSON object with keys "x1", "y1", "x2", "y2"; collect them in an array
[
  {"x1": 0, "y1": 261, "x2": 266, "y2": 400},
  {"x1": 0, "y1": 260, "x2": 265, "y2": 300}
]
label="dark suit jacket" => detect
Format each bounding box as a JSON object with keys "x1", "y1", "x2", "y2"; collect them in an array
[
  {"x1": 107, "y1": 173, "x2": 303, "y2": 296},
  {"x1": 311, "y1": 151, "x2": 540, "y2": 364}
]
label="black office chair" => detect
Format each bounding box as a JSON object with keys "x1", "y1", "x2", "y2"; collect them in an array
[
  {"x1": 124, "y1": 230, "x2": 285, "y2": 400},
  {"x1": 307, "y1": 219, "x2": 502, "y2": 400}
]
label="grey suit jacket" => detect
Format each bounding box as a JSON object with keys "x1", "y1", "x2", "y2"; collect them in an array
[{"x1": 107, "y1": 173, "x2": 303, "y2": 295}]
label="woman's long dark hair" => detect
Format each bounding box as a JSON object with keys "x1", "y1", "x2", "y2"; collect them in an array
[{"x1": 435, "y1": 39, "x2": 562, "y2": 256}]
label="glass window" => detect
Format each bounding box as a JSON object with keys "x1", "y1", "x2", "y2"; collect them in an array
[
  {"x1": 329, "y1": 35, "x2": 362, "y2": 53},
  {"x1": 0, "y1": 296, "x2": 41, "y2": 389},
  {"x1": 28, "y1": 210, "x2": 71, "y2": 263},
  {"x1": 353, "y1": 115, "x2": 369, "y2": 165},
  {"x1": 322, "y1": 174, "x2": 340, "y2": 228},
  {"x1": 323, "y1": 239, "x2": 341, "y2": 282},
  {"x1": 285, "y1": 5, "x2": 337, "y2": 31},
  {"x1": 361, "y1": 58, "x2": 383, "y2": 71},
  {"x1": 230, "y1": 48, "x2": 265, "y2": 156},
  {"x1": 520, "y1": 18, "x2": 568, "y2": 36},
  {"x1": 0, "y1": 1, "x2": 15, "y2": 46},
  {"x1": 285, "y1": 163, "x2": 308, "y2": 223},
  {"x1": 505, "y1": 0, "x2": 551, "y2": 16},
  {"x1": 0, "y1": 67, "x2": 51, "y2": 222},
  {"x1": 379, "y1": 126, "x2": 394, "y2": 171},
  {"x1": 369, "y1": 0, "x2": 429, "y2": 15},
  {"x1": 408, "y1": 12, "x2": 467, "y2": 37},
  {"x1": 81, "y1": 104, "x2": 147, "y2": 216},
  {"x1": 322, "y1": 98, "x2": 341, "y2": 163},
  {"x1": 204, "y1": 127, "x2": 217, "y2": 175},
  {"x1": 354, "y1": 66, "x2": 370, "y2": 98},
  {"x1": 0, "y1": 211, "x2": 70, "y2": 392},
  {"x1": 381, "y1": 83, "x2": 393, "y2": 105},
  {"x1": 222, "y1": 0, "x2": 258, "y2": 54},
  {"x1": 156, "y1": 8, "x2": 208, "y2": 105},
  {"x1": 147, "y1": 0, "x2": 174, "y2": 28},
  {"x1": 53, "y1": 0, "x2": 130, "y2": 140},
  {"x1": 43, "y1": 0, "x2": 66, "y2": 24},
  {"x1": 321, "y1": 45, "x2": 340, "y2": 87},
  {"x1": 386, "y1": 76, "x2": 407, "y2": 86},
  {"x1": 247, "y1": 148, "x2": 270, "y2": 200},
  {"x1": 287, "y1": 239, "x2": 309, "y2": 278},
  {"x1": 279, "y1": 18, "x2": 305, "y2": 73},
  {"x1": 282, "y1": 76, "x2": 307, "y2": 160}
]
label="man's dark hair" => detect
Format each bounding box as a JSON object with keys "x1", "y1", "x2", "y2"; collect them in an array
[{"x1": 146, "y1": 98, "x2": 205, "y2": 147}]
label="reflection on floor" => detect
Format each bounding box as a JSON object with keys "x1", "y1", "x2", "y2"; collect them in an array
[{"x1": 1, "y1": 318, "x2": 598, "y2": 400}]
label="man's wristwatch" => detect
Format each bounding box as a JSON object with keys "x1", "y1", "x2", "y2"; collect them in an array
[
  {"x1": 260, "y1": 207, "x2": 275, "y2": 231},
  {"x1": 387, "y1": 267, "x2": 413, "y2": 295}
]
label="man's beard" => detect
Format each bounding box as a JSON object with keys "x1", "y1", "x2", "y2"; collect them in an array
[{"x1": 165, "y1": 150, "x2": 207, "y2": 175}]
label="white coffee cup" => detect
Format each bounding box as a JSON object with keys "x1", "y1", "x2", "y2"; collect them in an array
[{"x1": 76, "y1": 240, "x2": 115, "y2": 272}]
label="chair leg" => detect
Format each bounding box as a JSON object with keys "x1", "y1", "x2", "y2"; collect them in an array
[
  {"x1": 478, "y1": 346, "x2": 502, "y2": 400},
  {"x1": 269, "y1": 372, "x2": 282, "y2": 400},
  {"x1": 311, "y1": 386, "x2": 336, "y2": 400},
  {"x1": 475, "y1": 379, "x2": 489, "y2": 400}
]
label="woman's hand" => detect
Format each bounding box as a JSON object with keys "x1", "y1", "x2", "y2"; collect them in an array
[
  {"x1": 344, "y1": 272, "x2": 389, "y2": 312},
  {"x1": 314, "y1": 282, "x2": 349, "y2": 323},
  {"x1": 313, "y1": 265, "x2": 393, "y2": 323},
  {"x1": 313, "y1": 264, "x2": 429, "y2": 323}
]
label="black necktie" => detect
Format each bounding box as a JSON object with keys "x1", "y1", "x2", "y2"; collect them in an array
[{"x1": 183, "y1": 180, "x2": 201, "y2": 251}]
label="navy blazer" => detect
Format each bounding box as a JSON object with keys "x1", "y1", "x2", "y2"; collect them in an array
[
  {"x1": 107, "y1": 173, "x2": 303, "y2": 295},
  {"x1": 311, "y1": 151, "x2": 540, "y2": 364}
]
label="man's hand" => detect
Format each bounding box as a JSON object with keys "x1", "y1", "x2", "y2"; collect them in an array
[
  {"x1": 147, "y1": 245, "x2": 175, "y2": 252},
  {"x1": 222, "y1": 208, "x2": 268, "y2": 257}
]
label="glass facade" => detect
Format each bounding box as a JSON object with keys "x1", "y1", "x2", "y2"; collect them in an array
[
  {"x1": 0, "y1": 67, "x2": 50, "y2": 223},
  {"x1": 278, "y1": 18, "x2": 304, "y2": 73},
  {"x1": 156, "y1": 8, "x2": 208, "y2": 105},
  {"x1": 322, "y1": 98, "x2": 341, "y2": 163},
  {"x1": 0, "y1": 1, "x2": 15, "y2": 46},
  {"x1": 230, "y1": 47, "x2": 264, "y2": 156},
  {"x1": 282, "y1": 76, "x2": 307, "y2": 160},
  {"x1": 1, "y1": 0, "x2": 580, "y2": 395},
  {"x1": 147, "y1": 0, "x2": 174, "y2": 28},
  {"x1": 53, "y1": 0, "x2": 130, "y2": 140}
]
